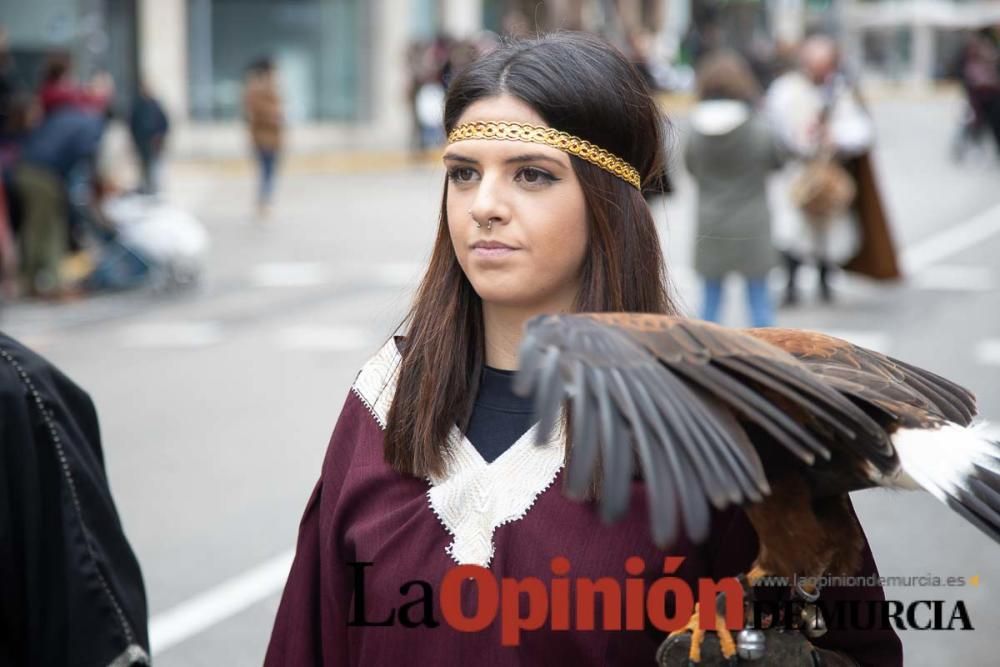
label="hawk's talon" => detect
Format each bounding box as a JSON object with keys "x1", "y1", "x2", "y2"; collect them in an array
[{"x1": 666, "y1": 601, "x2": 738, "y2": 663}]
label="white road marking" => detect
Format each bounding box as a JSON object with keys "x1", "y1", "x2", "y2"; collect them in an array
[
  {"x1": 118, "y1": 322, "x2": 224, "y2": 348},
  {"x1": 276, "y1": 325, "x2": 370, "y2": 351},
  {"x1": 911, "y1": 265, "x2": 996, "y2": 292},
  {"x1": 817, "y1": 329, "x2": 893, "y2": 355},
  {"x1": 902, "y1": 201, "x2": 1000, "y2": 274},
  {"x1": 975, "y1": 339, "x2": 1000, "y2": 367},
  {"x1": 251, "y1": 262, "x2": 332, "y2": 287},
  {"x1": 149, "y1": 548, "x2": 294, "y2": 656}
]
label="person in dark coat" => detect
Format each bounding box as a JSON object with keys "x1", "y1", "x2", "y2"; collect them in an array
[
  {"x1": 129, "y1": 82, "x2": 169, "y2": 195},
  {"x1": 0, "y1": 333, "x2": 150, "y2": 666}
]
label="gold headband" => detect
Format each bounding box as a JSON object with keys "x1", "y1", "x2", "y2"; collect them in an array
[{"x1": 447, "y1": 121, "x2": 642, "y2": 190}]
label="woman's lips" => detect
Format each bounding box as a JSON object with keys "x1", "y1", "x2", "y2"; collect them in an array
[{"x1": 472, "y1": 246, "x2": 518, "y2": 258}]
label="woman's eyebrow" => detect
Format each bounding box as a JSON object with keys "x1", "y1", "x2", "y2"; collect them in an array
[
  {"x1": 441, "y1": 152, "x2": 567, "y2": 167},
  {"x1": 503, "y1": 153, "x2": 567, "y2": 167},
  {"x1": 442, "y1": 152, "x2": 477, "y2": 164}
]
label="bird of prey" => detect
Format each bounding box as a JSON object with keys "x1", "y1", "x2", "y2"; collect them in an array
[{"x1": 514, "y1": 313, "x2": 999, "y2": 663}]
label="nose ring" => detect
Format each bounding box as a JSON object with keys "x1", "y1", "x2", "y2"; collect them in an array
[{"x1": 469, "y1": 210, "x2": 493, "y2": 231}]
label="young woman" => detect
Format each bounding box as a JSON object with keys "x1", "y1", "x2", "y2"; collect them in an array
[
  {"x1": 265, "y1": 33, "x2": 902, "y2": 666},
  {"x1": 685, "y1": 50, "x2": 785, "y2": 328}
]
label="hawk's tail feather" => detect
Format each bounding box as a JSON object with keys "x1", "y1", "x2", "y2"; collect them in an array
[{"x1": 891, "y1": 422, "x2": 1000, "y2": 545}]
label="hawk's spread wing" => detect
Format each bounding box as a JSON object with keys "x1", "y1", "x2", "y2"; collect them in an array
[{"x1": 514, "y1": 313, "x2": 895, "y2": 548}]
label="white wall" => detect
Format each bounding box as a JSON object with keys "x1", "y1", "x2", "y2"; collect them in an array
[
  {"x1": 441, "y1": 0, "x2": 482, "y2": 38},
  {"x1": 137, "y1": 0, "x2": 188, "y2": 122}
]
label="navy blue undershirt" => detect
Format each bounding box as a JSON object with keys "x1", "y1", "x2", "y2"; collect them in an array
[{"x1": 464, "y1": 366, "x2": 536, "y2": 463}]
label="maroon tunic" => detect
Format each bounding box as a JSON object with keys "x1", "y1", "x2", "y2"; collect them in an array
[{"x1": 265, "y1": 340, "x2": 902, "y2": 666}]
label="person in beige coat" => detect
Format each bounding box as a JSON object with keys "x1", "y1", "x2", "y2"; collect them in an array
[{"x1": 243, "y1": 58, "x2": 284, "y2": 218}]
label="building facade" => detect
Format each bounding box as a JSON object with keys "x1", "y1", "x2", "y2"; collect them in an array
[
  {"x1": 4, "y1": 0, "x2": 997, "y2": 157},
  {"x1": 141, "y1": 0, "x2": 466, "y2": 156},
  {"x1": 842, "y1": 1, "x2": 1000, "y2": 85},
  {"x1": 3, "y1": 0, "x2": 483, "y2": 156}
]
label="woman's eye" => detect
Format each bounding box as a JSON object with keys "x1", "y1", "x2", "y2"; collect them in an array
[
  {"x1": 448, "y1": 167, "x2": 477, "y2": 183},
  {"x1": 516, "y1": 167, "x2": 555, "y2": 185}
]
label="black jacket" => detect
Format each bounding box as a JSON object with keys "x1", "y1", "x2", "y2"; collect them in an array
[{"x1": 0, "y1": 333, "x2": 149, "y2": 666}]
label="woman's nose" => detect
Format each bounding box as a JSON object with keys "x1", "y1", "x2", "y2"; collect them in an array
[{"x1": 468, "y1": 174, "x2": 511, "y2": 228}]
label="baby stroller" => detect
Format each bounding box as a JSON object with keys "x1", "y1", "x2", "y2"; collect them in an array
[{"x1": 84, "y1": 193, "x2": 209, "y2": 292}]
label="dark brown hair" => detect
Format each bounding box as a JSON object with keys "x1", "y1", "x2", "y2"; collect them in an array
[
  {"x1": 384, "y1": 32, "x2": 677, "y2": 478},
  {"x1": 41, "y1": 51, "x2": 72, "y2": 85},
  {"x1": 695, "y1": 49, "x2": 761, "y2": 103}
]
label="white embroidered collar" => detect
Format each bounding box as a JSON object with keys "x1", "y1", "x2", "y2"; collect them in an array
[{"x1": 351, "y1": 338, "x2": 566, "y2": 567}]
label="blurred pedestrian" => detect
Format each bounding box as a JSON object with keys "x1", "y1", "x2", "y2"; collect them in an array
[
  {"x1": 626, "y1": 29, "x2": 659, "y2": 91},
  {"x1": 1, "y1": 94, "x2": 35, "y2": 284},
  {"x1": 129, "y1": 81, "x2": 169, "y2": 195},
  {"x1": 12, "y1": 101, "x2": 106, "y2": 298},
  {"x1": 955, "y1": 29, "x2": 1000, "y2": 157},
  {"x1": 415, "y1": 36, "x2": 454, "y2": 150},
  {"x1": 0, "y1": 161, "x2": 15, "y2": 299},
  {"x1": 685, "y1": 50, "x2": 785, "y2": 327},
  {"x1": 0, "y1": 24, "x2": 20, "y2": 135},
  {"x1": 680, "y1": 18, "x2": 722, "y2": 68},
  {"x1": 0, "y1": 333, "x2": 150, "y2": 666},
  {"x1": 414, "y1": 75, "x2": 446, "y2": 149},
  {"x1": 405, "y1": 40, "x2": 429, "y2": 155},
  {"x1": 37, "y1": 52, "x2": 112, "y2": 117},
  {"x1": 766, "y1": 35, "x2": 900, "y2": 306},
  {"x1": 243, "y1": 57, "x2": 284, "y2": 218},
  {"x1": 0, "y1": 27, "x2": 18, "y2": 298}
]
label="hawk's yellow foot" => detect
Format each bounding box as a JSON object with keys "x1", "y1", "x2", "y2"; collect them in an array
[{"x1": 665, "y1": 602, "x2": 738, "y2": 664}]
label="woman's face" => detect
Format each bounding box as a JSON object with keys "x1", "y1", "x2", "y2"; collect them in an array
[{"x1": 444, "y1": 95, "x2": 589, "y2": 313}]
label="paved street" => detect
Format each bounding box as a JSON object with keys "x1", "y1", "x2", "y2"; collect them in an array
[{"x1": 3, "y1": 90, "x2": 999, "y2": 666}]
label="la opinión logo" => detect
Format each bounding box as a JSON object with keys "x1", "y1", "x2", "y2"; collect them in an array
[
  {"x1": 347, "y1": 556, "x2": 743, "y2": 646},
  {"x1": 347, "y1": 557, "x2": 977, "y2": 645}
]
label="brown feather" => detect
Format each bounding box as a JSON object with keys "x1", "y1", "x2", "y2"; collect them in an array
[{"x1": 748, "y1": 328, "x2": 978, "y2": 428}]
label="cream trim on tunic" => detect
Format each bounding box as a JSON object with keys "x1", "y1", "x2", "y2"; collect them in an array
[{"x1": 350, "y1": 339, "x2": 567, "y2": 568}]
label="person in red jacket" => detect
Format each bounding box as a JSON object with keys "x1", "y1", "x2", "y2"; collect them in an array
[{"x1": 37, "y1": 52, "x2": 113, "y2": 117}]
